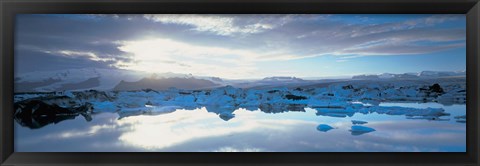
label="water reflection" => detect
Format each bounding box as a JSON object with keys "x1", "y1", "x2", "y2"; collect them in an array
[
  {"x1": 14, "y1": 100, "x2": 93, "y2": 129},
  {"x1": 14, "y1": 101, "x2": 458, "y2": 130},
  {"x1": 15, "y1": 103, "x2": 466, "y2": 152},
  {"x1": 350, "y1": 126, "x2": 376, "y2": 136}
]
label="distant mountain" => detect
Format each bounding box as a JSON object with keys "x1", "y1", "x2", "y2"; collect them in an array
[
  {"x1": 113, "y1": 76, "x2": 220, "y2": 91},
  {"x1": 233, "y1": 76, "x2": 312, "y2": 89},
  {"x1": 352, "y1": 71, "x2": 466, "y2": 80},
  {"x1": 418, "y1": 71, "x2": 466, "y2": 77},
  {"x1": 378, "y1": 73, "x2": 395, "y2": 79},
  {"x1": 17, "y1": 67, "x2": 466, "y2": 92},
  {"x1": 15, "y1": 68, "x2": 226, "y2": 92},
  {"x1": 352, "y1": 75, "x2": 379, "y2": 80},
  {"x1": 260, "y1": 76, "x2": 305, "y2": 83},
  {"x1": 14, "y1": 68, "x2": 145, "y2": 92}
]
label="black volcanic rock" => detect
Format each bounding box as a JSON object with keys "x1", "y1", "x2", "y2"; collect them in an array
[
  {"x1": 14, "y1": 100, "x2": 93, "y2": 129},
  {"x1": 113, "y1": 77, "x2": 219, "y2": 91},
  {"x1": 429, "y1": 83, "x2": 444, "y2": 94},
  {"x1": 285, "y1": 94, "x2": 307, "y2": 101}
]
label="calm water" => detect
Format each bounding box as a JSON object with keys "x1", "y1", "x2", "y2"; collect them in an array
[{"x1": 15, "y1": 102, "x2": 466, "y2": 152}]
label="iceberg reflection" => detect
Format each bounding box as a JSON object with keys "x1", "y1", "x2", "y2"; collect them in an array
[{"x1": 14, "y1": 103, "x2": 466, "y2": 152}]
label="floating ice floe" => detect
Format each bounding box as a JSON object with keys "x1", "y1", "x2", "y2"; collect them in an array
[
  {"x1": 454, "y1": 115, "x2": 466, "y2": 123},
  {"x1": 351, "y1": 120, "x2": 368, "y2": 125},
  {"x1": 316, "y1": 124, "x2": 334, "y2": 132},
  {"x1": 13, "y1": 78, "x2": 465, "y2": 124},
  {"x1": 91, "y1": 101, "x2": 118, "y2": 113},
  {"x1": 219, "y1": 112, "x2": 235, "y2": 121},
  {"x1": 350, "y1": 126, "x2": 376, "y2": 136},
  {"x1": 368, "y1": 106, "x2": 450, "y2": 119},
  {"x1": 406, "y1": 116, "x2": 450, "y2": 121}
]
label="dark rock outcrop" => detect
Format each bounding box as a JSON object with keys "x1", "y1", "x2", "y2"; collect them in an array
[{"x1": 14, "y1": 100, "x2": 93, "y2": 129}]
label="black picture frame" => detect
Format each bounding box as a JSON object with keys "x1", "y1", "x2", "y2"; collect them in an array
[{"x1": 1, "y1": 0, "x2": 479, "y2": 165}]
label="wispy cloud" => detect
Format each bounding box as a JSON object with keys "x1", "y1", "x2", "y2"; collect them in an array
[
  {"x1": 114, "y1": 38, "x2": 303, "y2": 78},
  {"x1": 142, "y1": 14, "x2": 330, "y2": 37},
  {"x1": 143, "y1": 14, "x2": 276, "y2": 36},
  {"x1": 15, "y1": 14, "x2": 466, "y2": 77},
  {"x1": 45, "y1": 50, "x2": 116, "y2": 62}
]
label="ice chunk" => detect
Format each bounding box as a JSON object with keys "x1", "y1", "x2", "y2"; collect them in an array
[
  {"x1": 219, "y1": 112, "x2": 235, "y2": 121},
  {"x1": 370, "y1": 106, "x2": 449, "y2": 120},
  {"x1": 454, "y1": 115, "x2": 466, "y2": 123},
  {"x1": 315, "y1": 108, "x2": 355, "y2": 118},
  {"x1": 404, "y1": 107, "x2": 449, "y2": 117},
  {"x1": 316, "y1": 124, "x2": 334, "y2": 132},
  {"x1": 91, "y1": 101, "x2": 118, "y2": 113},
  {"x1": 351, "y1": 120, "x2": 368, "y2": 125},
  {"x1": 309, "y1": 96, "x2": 348, "y2": 109},
  {"x1": 350, "y1": 126, "x2": 376, "y2": 136},
  {"x1": 406, "y1": 116, "x2": 450, "y2": 121}
]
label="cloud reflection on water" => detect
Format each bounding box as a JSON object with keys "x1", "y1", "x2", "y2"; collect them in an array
[{"x1": 15, "y1": 104, "x2": 465, "y2": 152}]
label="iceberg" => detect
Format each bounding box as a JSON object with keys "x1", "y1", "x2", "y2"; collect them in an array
[
  {"x1": 351, "y1": 120, "x2": 368, "y2": 125},
  {"x1": 316, "y1": 124, "x2": 334, "y2": 132},
  {"x1": 91, "y1": 101, "x2": 118, "y2": 113},
  {"x1": 454, "y1": 115, "x2": 466, "y2": 123},
  {"x1": 350, "y1": 126, "x2": 376, "y2": 136},
  {"x1": 219, "y1": 112, "x2": 235, "y2": 121},
  {"x1": 13, "y1": 76, "x2": 465, "y2": 124}
]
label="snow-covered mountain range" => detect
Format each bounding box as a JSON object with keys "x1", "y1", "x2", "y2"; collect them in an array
[
  {"x1": 352, "y1": 71, "x2": 465, "y2": 80},
  {"x1": 14, "y1": 68, "x2": 226, "y2": 92},
  {"x1": 14, "y1": 68, "x2": 466, "y2": 92}
]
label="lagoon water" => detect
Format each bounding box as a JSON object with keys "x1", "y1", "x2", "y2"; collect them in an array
[{"x1": 15, "y1": 102, "x2": 466, "y2": 152}]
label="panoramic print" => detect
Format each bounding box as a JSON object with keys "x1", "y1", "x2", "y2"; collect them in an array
[{"x1": 14, "y1": 14, "x2": 466, "y2": 152}]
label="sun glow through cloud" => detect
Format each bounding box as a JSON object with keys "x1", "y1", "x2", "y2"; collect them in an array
[
  {"x1": 114, "y1": 38, "x2": 304, "y2": 79},
  {"x1": 15, "y1": 14, "x2": 466, "y2": 78}
]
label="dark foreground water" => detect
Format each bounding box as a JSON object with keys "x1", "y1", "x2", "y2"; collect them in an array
[{"x1": 15, "y1": 102, "x2": 466, "y2": 152}]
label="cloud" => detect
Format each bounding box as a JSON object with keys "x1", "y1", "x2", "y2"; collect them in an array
[
  {"x1": 143, "y1": 14, "x2": 321, "y2": 36},
  {"x1": 262, "y1": 15, "x2": 465, "y2": 58},
  {"x1": 340, "y1": 42, "x2": 464, "y2": 56},
  {"x1": 350, "y1": 15, "x2": 462, "y2": 37},
  {"x1": 143, "y1": 14, "x2": 274, "y2": 36},
  {"x1": 139, "y1": 14, "x2": 463, "y2": 61},
  {"x1": 15, "y1": 14, "x2": 466, "y2": 77},
  {"x1": 45, "y1": 50, "x2": 115, "y2": 62},
  {"x1": 114, "y1": 38, "x2": 303, "y2": 78},
  {"x1": 116, "y1": 107, "x2": 314, "y2": 150},
  {"x1": 213, "y1": 146, "x2": 264, "y2": 152}
]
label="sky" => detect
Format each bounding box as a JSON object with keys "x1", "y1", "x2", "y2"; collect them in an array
[{"x1": 15, "y1": 14, "x2": 466, "y2": 79}]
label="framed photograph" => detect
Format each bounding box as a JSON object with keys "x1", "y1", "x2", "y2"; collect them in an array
[{"x1": 1, "y1": 0, "x2": 479, "y2": 165}]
